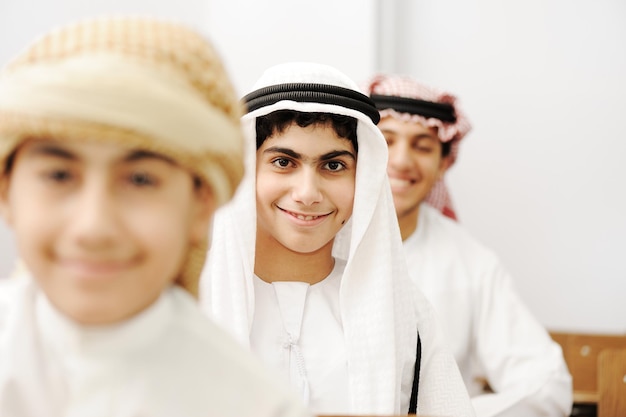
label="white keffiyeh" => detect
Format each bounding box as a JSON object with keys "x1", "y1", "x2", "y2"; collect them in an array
[{"x1": 201, "y1": 62, "x2": 475, "y2": 416}]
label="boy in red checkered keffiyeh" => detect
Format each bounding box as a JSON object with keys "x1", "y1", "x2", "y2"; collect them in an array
[
  {"x1": 362, "y1": 74, "x2": 573, "y2": 417},
  {"x1": 363, "y1": 74, "x2": 471, "y2": 225}
]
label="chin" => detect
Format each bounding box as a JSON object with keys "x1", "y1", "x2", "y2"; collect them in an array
[
  {"x1": 278, "y1": 236, "x2": 326, "y2": 254},
  {"x1": 58, "y1": 294, "x2": 131, "y2": 325}
]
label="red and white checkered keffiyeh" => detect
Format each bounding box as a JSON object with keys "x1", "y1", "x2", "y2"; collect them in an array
[{"x1": 361, "y1": 74, "x2": 472, "y2": 220}]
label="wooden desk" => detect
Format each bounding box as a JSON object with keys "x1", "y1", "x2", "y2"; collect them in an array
[
  {"x1": 574, "y1": 390, "x2": 599, "y2": 404},
  {"x1": 597, "y1": 349, "x2": 626, "y2": 417},
  {"x1": 550, "y1": 332, "x2": 626, "y2": 417},
  {"x1": 572, "y1": 390, "x2": 599, "y2": 417},
  {"x1": 550, "y1": 332, "x2": 626, "y2": 397}
]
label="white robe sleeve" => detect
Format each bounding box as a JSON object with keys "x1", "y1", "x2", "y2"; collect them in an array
[
  {"x1": 405, "y1": 205, "x2": 572, "y2": 417},
  {"x1": 471, "y1": 256, "x2": 573, "y2": 417}
]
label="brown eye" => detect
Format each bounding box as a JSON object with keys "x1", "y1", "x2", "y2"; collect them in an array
[
  {"x1": 50, "y1": 170, "x2": 71, "y2": 181},
  {"x1": 129, "y1": 171, "x2": 157, "y2": 187},
  {"x1": 323, "y1": 161, "x2": 346, "y2": 172},
  {"x1": 42, "y1": 169, "x2": 73, "y2": 183},
  {"x1": 272, "y1": 158, "x2": 292, "y2": 168}
]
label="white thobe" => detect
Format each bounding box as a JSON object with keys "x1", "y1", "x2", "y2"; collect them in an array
[
  {"x1": 250, "y1": 258, "x2": 349, "y2": 416},
  {"x1": 202, "y1": 61, "x2": 476, "y2": 417},
  {"x1": 403, "y1": 204, "x2": 573, "y2": 417},
  {"x1": 0, "y1": 275, "x2": 309, "y2": 417}
]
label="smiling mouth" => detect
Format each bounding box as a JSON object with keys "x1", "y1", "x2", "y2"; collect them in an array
[
  {"x1": 389, "y1": 177, "x2": 416, "y2": 188},
  {"x1": 60, "y1": 258, "x2": 134, "y2": 276},
  {"x1": 279, "y1": 207, "x2": 331, "y2": 221}
]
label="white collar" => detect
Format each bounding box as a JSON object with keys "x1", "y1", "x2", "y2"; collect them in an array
[{"x1": 35, "y1": 285, "x2": 173, "y2": 358}]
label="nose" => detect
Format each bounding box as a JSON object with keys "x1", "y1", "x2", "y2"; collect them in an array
[
  {"x1": 387, "y1": 140, "x2": 414, "y2": 171},
  {"x1": 291, "y1": 167, "x2": 323, "y2": 206},
  {"x1": 68, "y1": 176, "x2": 121, "y2": 249}
]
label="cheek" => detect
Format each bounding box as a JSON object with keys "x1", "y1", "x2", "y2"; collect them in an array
[
  {"x1": 255, "y1": 172, "x2": 282, "y2": 203},
  {"x1": 7, "y1": 192, "x2": 56, "y2": 250},
  {"x1": 335, "y1": 179, "x2": 355, "y2": 215},
  {"x1": 134, "y1": 208, "x2": 190, "y2": 281},
  {"x1": 387, "y1": 144, "x2": 404, "y2": 160},
  {"x1": 6, "y1": 167, "x2": 76, "y2": 237},
  {"x1": 128, "y1": 192, "x2": 194, "y2": 249},
  {"x1": 417, "y1": 155, "x2": 443, "y2": 178}
]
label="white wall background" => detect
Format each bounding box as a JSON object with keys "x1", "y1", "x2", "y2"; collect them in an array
[
  {"x1": 388, "y1": 0, "x2": 626, "y2": 333},
  {"x1": 1, "y1": 0, "x2": 624, "y2": 333},
  {"x1": 203, "y1": 0, "x2": 376, "y2": 95}
]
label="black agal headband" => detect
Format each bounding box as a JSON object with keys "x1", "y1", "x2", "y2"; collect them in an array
[
  {"x1": 242, "y1": 83, "x2": 381, "y2": 125},
  {"x1": 370, "y1": 94, "x2": 457, "y2": 123}
]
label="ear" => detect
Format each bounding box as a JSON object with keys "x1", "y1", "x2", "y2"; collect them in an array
[{"x1": 189, "y1": 183, "x2": 216, "y2": 246}]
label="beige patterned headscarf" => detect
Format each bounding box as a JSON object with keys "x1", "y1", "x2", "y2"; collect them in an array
[{"x1": 0, "y1": 17, "x2": 245, "y2": 296}]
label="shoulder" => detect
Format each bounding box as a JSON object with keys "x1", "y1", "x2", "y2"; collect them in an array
[
  {"x1": 421, "y1": 205, "x2": 484, "y2": 246},
  {"x1": 153, "y1": 287, "x2": 308, "y2": 416},
  {"x1": 419, "y1": 204, "x2": 501, "y2": 264},
  {"x1": 163, "y1": 287, "x2": 260, "y2": 368},
  {"x1": 409, "y1": 205, "x2": 514, "y2": 293}
]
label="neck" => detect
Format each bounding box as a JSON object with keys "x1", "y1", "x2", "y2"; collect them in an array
[
  {"x1": 397, "y1": 203, "x2": 421, "y2": 241},
  {"x1": 254, "y1": 228, "x2": 335, "y2": 285}
]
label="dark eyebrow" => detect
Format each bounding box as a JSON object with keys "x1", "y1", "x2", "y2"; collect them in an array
[
  {"x1": 379, "y1": 129, "x2": 438, "y2": 142},
  {"x1": 262, "y1": 147, "x2": 355, "y2": 163},
  {"x1": 26, "y1": 143, "x2": 77, "y2": 160},
  {"x1": 23, "y1": 143, "x2": 177, "y2": 165},
  {"x1": 414, "y1": 134, "x2": 439, "y2": 141},
  {"x1": 262, "y1": 147, "x2": 302, "y2": 160},
  {"x1": 319, "y1": 150, "x2": 356, "y2": 161},
  {"x1": 124, "y1": 150, "x2": 176, "y2": 165}
]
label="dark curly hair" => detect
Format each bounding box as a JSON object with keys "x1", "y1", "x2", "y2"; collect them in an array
[{"x1": 256, "y1": 110, "x2": 358, "y2": 152}]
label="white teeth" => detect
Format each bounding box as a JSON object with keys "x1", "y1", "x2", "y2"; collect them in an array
[
  {"x1": 389, "y1": 178, "x2": 413, "y2": 187},
  {"x1": 296, "y1": 214, "x2": 317, "y2": 221}
]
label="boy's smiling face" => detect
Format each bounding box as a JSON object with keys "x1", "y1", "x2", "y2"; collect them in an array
[
  {"x1": 255, "y1": 122, "x2": 356, "y2": 257},
  {"x1": 380, "y1": 116, "x2": 451, "y2": 222},
  {"x1": 0, "y1": 138, "x2": 214, "y2": 325}
]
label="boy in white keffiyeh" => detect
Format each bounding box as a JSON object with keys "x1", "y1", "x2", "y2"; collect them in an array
[
  {"x1": 363, "y1": 73, "x2": 573, "y2": 417},
  {"x1": 0, "y1": 17, "x2": 309, "y2": 417},
  {"x1": 201, "y1": 62, "x2": 475, "y2": 416}
]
